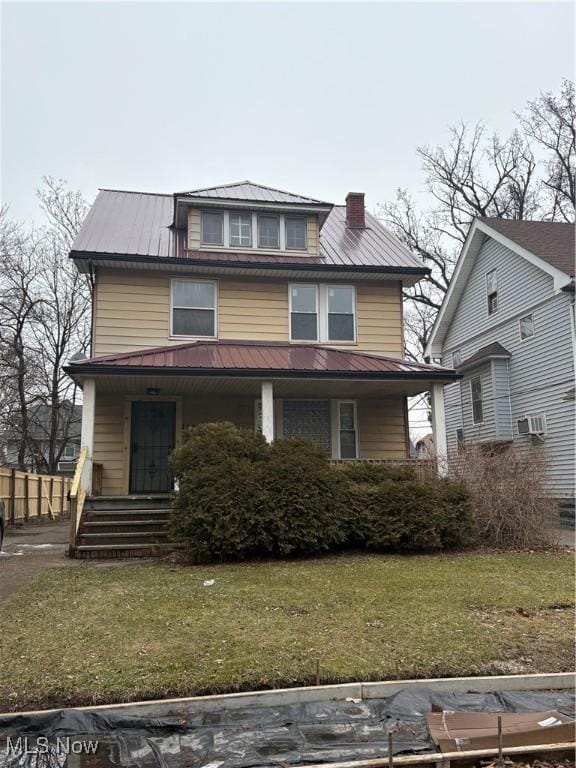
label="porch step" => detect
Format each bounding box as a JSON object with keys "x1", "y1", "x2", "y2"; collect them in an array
[{"x1": 75, "y1": 495, "x2": 173, "y2": 559}]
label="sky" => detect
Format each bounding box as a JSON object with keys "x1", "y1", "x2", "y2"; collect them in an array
[{"x1": 1, "y1": 0, "x2": 574, "y2": 223}]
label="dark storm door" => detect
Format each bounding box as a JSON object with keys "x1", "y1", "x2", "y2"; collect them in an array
[{"x1": 129, "y1": 401, "x2": 176, "y2": 493}]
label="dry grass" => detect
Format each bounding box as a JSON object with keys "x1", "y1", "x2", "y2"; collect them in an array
[
  {"x1": 0, "y1": 551, "x2": 573, "y2": 712},
  {"x1": 449, "y1": 446, "x2": 557, "y2": 549}
]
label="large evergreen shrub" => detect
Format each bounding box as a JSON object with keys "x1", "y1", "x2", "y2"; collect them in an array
[{"x1": 169, "y1": 422, "x2": 472, "y2": 562}]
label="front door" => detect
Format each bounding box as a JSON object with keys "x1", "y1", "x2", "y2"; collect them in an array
[{"x1": 129, "y1": 401, "x2": 176, "y2": 493}]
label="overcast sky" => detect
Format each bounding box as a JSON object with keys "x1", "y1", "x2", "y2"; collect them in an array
[{"x1": 2, "y1": 1, "x2": 574, "y2": 223}]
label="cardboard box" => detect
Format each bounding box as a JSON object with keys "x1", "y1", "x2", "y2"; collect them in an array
[{"x1": 426, "y1": 710, "x2": 576, "y2": 753}]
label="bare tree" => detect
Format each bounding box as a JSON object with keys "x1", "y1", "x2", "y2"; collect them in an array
[
  {"x1": 379, "y1": 81, "x2": 575, "y2": 359},
  {"x1": 517, "y1": 79, "x2": 576, "y2": 222},
  {"x1": 0, "y1": 179, "x2": 90, "y2": 473}
]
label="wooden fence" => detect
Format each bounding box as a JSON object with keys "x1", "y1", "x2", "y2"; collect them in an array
[{"x1": 0, "y1": 467, "x2": 72, "y2": 524}]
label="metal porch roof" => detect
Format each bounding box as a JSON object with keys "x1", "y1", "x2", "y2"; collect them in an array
[{"x1": 66, "y1": 341, "x2": 458, "y2": 381}]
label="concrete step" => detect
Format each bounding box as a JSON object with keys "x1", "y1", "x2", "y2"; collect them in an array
[
  {"x1": 78, "y1": 532, "x2": 170, "y2": 547},
  {"x1": 75, "y1": 542, "x2": 174, "y2": 559},
  {"x1": 85, "y1": 509, "x2": 171, "y2": 522},
  {"x1": 84, "y1": 495, "x2": 171, "y2": 512},
  {"x1": 83, "y1": 519, "x2": 169, "y2": 528}
]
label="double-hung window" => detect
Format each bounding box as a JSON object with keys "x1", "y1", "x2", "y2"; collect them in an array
[
  {"x1": 290, "y1": 284, "x2": 318, "y2": 341},
  {"x1": 519, "y1": 314, "x2": 534, "y2": 340},
  {"x1": 327, "y1": 287, "x2": 355, "y2": 341},
  {"x1": 471, "y1": 376, "x2": 483, "y2": 424},
  {"x1": 201, "y1": 211, "x2": 224, "y2": 246},
  {"x1": 338, "y1": 401, "x2": 358, "y2": 459},
  {"x1": 171, "y1": 279, "x2": 217, "y2": 337},
  {"x1": 258, "y1": 215, "x2": 280, "y2": 249},
  {"x1": 229, "y1": 213, "x2": 252, "y2": 247},
  {"x1": 486, "y1": 269, "x2": 498, "y2": 315},
  {"x1": 290, "y1": 284, "x2": 356, "y2": 342}
]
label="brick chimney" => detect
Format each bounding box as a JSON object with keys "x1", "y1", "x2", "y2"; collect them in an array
[{"x1": 345, "y1": 192, "x2": 365, "y2": 228}]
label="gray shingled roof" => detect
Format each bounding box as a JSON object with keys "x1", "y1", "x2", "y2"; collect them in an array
[
  {"x1": 177, "y1": 180, "x2": 330, "y2": 205},
  {"x1": 71, "y1": 189, "x2": 425, "y2": 273},
  {"x1": 458, "y1": 342, "x2": 511, "y2": 371},
  {"x1": 480, "y1": 217, "x2": 574, "y2": 277}
]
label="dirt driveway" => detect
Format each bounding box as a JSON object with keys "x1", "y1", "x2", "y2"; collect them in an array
[{"x1": 0, "y1": 519, "x2": 81, "y2": 602}]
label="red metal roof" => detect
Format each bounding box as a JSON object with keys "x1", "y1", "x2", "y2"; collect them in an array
[{"x1": 68, "y1": 341, "x2": 457, "y2": 380}]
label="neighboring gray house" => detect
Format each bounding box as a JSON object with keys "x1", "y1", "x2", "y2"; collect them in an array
[
  {"x1": 0, "y1": 402, "x2": 82, "y2": 474},
  {"x1": 426, "y1": 217, "x2": 574, "y2": 504}
]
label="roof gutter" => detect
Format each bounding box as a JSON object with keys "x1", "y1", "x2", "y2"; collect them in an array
[
  {"x1": 64, "y1": 364, "x2": 460, "y2": 381},
  {"x1": 69, "y1": 251, "x2": 430, "y2": 278}
]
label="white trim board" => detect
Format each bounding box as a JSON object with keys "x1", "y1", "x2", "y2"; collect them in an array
[
  {"x1": 425, "y1": 219, "x2": 572, "y2": 358},
  {"x1": 2, "y1": 672, "x2": 573, "y2": 719}
]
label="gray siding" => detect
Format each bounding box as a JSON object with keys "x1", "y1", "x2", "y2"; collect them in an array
[{"x1": 441, "y1": 236, "x2": 574, "y2": 498}]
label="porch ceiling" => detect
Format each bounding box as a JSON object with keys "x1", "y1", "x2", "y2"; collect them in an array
[{"x1": 87, "y1": 373, "x2": 442, "y2": 398}]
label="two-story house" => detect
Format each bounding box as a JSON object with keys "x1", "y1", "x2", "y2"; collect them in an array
[
  {"x1": 65, "y1": 181, "x2": 459, "y2": 555},
  {"x1": 425, "y1": 217, "x2": 575, "y2": 511}
]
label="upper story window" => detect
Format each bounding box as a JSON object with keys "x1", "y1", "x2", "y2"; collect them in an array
[
  {"x1": 258, "y1": 215, "x2": 280, "y2": 249},
  {"x1": 199, "y1": 209, "x2": 310, "y2": 252},
  {"x1": 230, "y1": 213, "x2": 251, "y2": 247},
  {"x1": 471, "y1": 376, "x2": 483, "y2": 424},
  {"x1": 452, "y1": 349, "x2": 462, "y2": 367},
  {"x1": 290, "y1": 284, "x2": 356, "y2": 343},
  {"x1": 171, "y1": 279, "x2": 217, "y2": 338},
  {"x1": 286, "y1": 216, "x2": 307, "y2": 250},
  {"x1": 486, "y1": 269, "x2": 498, "y2": 315},
  {"x1": 519, "y1": 313, "x2": 534, "y2": 340},
  {"x1": 201, "y1": 211, "x2": 224, "y2": 246},
  {"x1": 290, "y1": 284, "x2": 318, "y2": 341}
]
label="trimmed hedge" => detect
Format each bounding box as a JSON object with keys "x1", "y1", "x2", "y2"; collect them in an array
[{"x1": 170, "y1": 422, "x2": 473, "y2": 563}]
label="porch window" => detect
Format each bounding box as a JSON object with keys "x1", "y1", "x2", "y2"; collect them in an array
[
  {"x1": 338, "y1": 401, "x2": 358, "y2": 459},
  {"x1": 171, "y1": 279, "x2": 217, "y2": 337},
  {"x1": 328, "y1": 286, "x2": 355, "y2": 341},
  {"x1": 282, "y1": 400, "x2": 331, "y2": 455},
  {"x1": 230, "y1": 213, "x2": 252, "y2": 247},
  {"x1": 201, "y1": 211, "x2": 224, "y2": 246},
  {"x1": 471, "y1": 376, "x2": 483, "y2": 424},
  {"x1": 290, "y1": 284, "x2": 318, "y2": 341}
]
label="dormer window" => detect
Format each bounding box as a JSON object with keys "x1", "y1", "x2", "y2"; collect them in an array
[
  {"x1": 201, "y1": 211, "x2": 224, "y2": 246},
  {"x1": 258, "y1": 215, "x2": 280, "y2": 249},
  {"x1": 286, "y1": 216, "x2": 307, "y2": 250},
  {"x1": 230, "y1": 213, "x2": 252, "y2": 247}
]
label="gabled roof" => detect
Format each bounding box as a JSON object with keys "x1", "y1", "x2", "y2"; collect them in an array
[
  {"x1": 479, "y1": 218, "x2": 574, "y2": 277},
  {"x1": 70, "y1": 190, "x2": 427, "y2": 279},
  {"x1": 425, "y1": 217, "x2": 574, "y2": 358},
  {"x1": 66, "y1": 341, "x2": 458, "y2": 382},
  {"x1": 457, "y1": 342, "x2": 511, "y2": 372},
  {"x1": 177, "y1": 180, "x2": 331, "y2": 206}
]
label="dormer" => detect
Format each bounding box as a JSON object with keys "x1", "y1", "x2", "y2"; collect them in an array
[{"x1": 172, "y1": 181, "x2": 333, "y2": 258}]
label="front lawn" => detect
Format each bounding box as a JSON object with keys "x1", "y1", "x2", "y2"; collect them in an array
[{"x1": 0, "y1": 552, "x2": 573, "y2": 712}]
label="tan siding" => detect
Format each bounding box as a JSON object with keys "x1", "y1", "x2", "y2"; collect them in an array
[
  {"x1": 93, "y1": 394, "x2": 125, "y2": 495},
  {"x1": 187, "y1": 208, "x2": 201, "y2": 249},
  {"x1": 183, "y1": 396, "x2": 254, "y2": 429},
  {"x1": 358, "y1": 398, "x2": 407, "y2": 459},
  {"x1": 94, "y1": 269, "x2": 403, "y2": 357},
  {"x1": 306, "y1": 217, "x2": 318, "y2": 255}
]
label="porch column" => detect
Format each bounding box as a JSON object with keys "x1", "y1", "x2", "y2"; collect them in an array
[
  {"x1": 81, "y1": 378, "x2": 96, "y2": 489},
  {"x1": 430, "y1": 382, "x2": 448, "y2": 476},
  {"x1": 261, "y1": 381, "x2": 274, "y2": 443}
]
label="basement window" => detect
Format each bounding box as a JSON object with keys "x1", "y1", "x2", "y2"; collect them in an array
[{"x1": 171, "y1": 279, "x2": 217, "y2": 338}]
